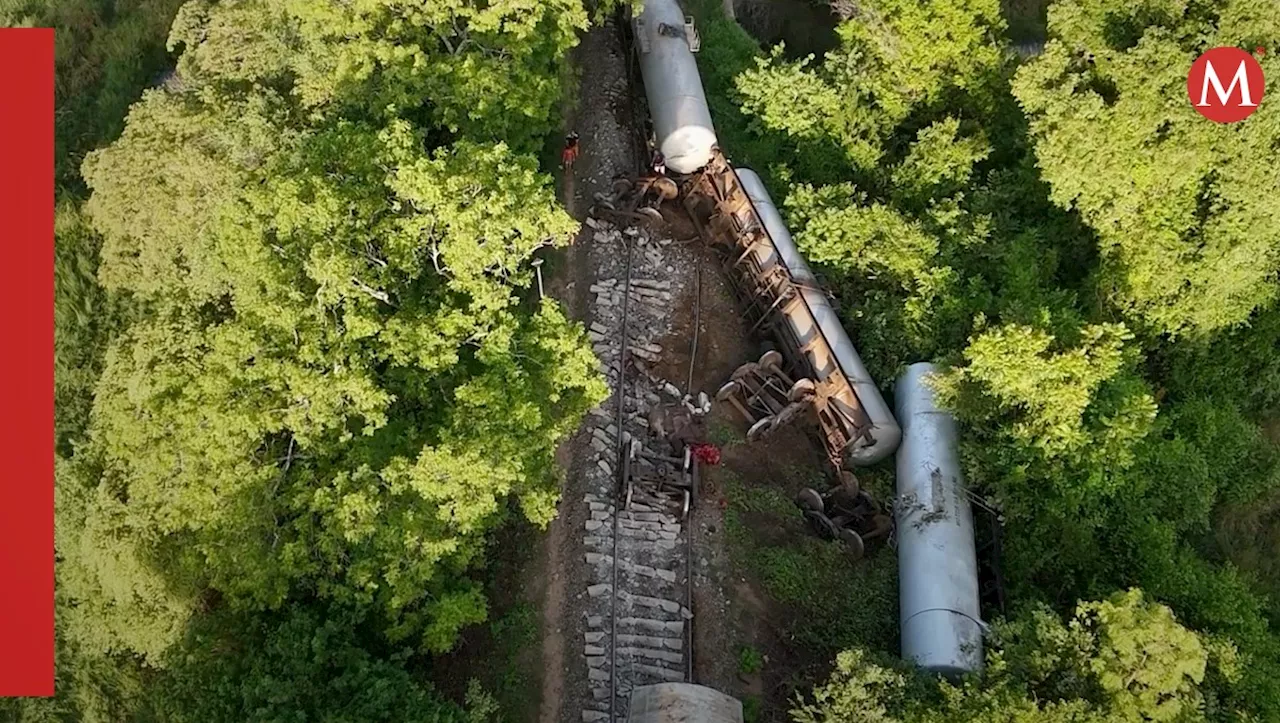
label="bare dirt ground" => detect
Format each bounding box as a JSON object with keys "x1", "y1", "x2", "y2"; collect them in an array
[
  {"x1": 538, "y1": 14, "x2": 645, "y2": 723},
  {"x1": 645, "y1": 221, "x2": 852, "y2": 720}
]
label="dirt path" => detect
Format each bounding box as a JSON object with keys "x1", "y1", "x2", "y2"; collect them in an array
[
  {"x1": 537, "y1": 455, "x2": 572, "y2": 723},
  {"x1": 538, "y1": 14, "x2": 643, "y2": 723}
]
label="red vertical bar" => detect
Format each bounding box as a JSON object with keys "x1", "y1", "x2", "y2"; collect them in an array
[{"x1": 0, "y1": 28, "x2": 54, "y2": 697}]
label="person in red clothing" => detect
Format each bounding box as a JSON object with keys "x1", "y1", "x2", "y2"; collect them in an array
[
  {"x1": 651, "y1": 148, "x2": 666, "y2": 176},
  {"x1": 561, "y1": 131, "x2": 580, "y2": 170}
]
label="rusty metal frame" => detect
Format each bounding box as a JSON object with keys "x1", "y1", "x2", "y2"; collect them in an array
[{"x1": 682, "y1": 152, "x2": 876, "y2": 471}]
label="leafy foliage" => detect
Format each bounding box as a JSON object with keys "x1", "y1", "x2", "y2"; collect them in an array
[
  {"x1": 152, "y1": 604, "x2": 470, "y2": 723},
  {"x1": 794, "y1": 591, "x2": 1239, "y2": 723},
  {"x1": 1012, "y1": 0, "x2": 1280, "y2": 336},
  {"x1": 66, "y1": 0, "x2": 602, "y2": 669},
  {"x1": 734, "y1": 0, "x2": 1008, "y2": 182},
  {"x1": 931, "y1": 323, "x2": 1157, "y2": 510},
  {"x1": 33, "y1": 0, "x2": 606, "y2": 719}
]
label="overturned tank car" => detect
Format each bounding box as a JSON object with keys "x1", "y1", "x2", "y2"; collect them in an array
[
  {"x1": 682, "y1": 157, "x2": 901, "y2": 470},
  {"x1": 634, "y1": 0, "x2": 715, "y2": 174},
  {"x1": 895, "y1": 363, "x2": 984, "y2": 677}
]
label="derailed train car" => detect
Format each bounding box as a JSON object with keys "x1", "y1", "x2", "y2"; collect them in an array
[
  {"x1": 629, "y1": 0, "x2": 982, "y2": 678},
  {"x1": 634, "y1": 0, "x2": 715, "y2": 174},
  {"x1": 634, "y1": 0, "x2": 900, "y2": 470},
  {"x1": 895, "y1": 364, "x2": 984, "y2": 676},
  {"x1": 688, "y1": 161, "x2": 902, "y2": 467}
]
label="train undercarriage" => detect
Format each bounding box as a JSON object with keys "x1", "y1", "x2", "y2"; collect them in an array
[{"x1": 593, "y1": 155, "x2": 897, "y2": 559}]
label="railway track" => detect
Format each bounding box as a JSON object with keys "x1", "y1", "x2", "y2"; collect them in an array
[{"x1": 577, "y1": 212, "x2": 699, "y2": 722}]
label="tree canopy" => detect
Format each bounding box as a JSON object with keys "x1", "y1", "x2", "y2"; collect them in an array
[
  {"x1": 794, "y1": 591, "x2": 1237, "y2": 723},
  {"x1": 25, "y1": 0, "x2": 606, "y2": 719},
  {"x1": 66, "y1": 0, "x2": 602, "y2": 662},
  {"x1": 1012, "y1": 0, "x2": 1280, "y2": 336}
]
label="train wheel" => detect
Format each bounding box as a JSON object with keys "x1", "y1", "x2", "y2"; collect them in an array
[
  {"x1": 747, "y1": 415, "x2": 773, "y2": 441},
  {"x1": 839, "y1": 528, "x2": 866, "y2": 560},
  {"x1": 787, "y1": 378, "x2": 816, "y2": 402},
  {"x1": 795, "y1": 487, "x2": 824, "y2": 513},
  {"x1": 715, "y1": 380, "x2": 740, "y2": 401},
  {"x1": 838, "y1": 469, "x2": 860, "y2": 497},
  {"x1": 612, "y1": 178, "x2": 634, "y2": 196},
  {"x1": 757, "y1": 349, "x2": 783, "y2": 370},
  {"x1": 731, "y1": 362, "x2": 760, "y2": 381},
  {"x1": 806, "y1": 511, "x2": 840, "y2": 540},
  {"x1": 653, "y1": 177, "x2": 679, "y2": 200},
  {"x1": 637, "y1": 207, "x2": 663, "y2": 225}
]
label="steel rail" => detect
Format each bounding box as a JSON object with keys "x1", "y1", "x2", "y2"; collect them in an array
[
  {"x1": 608, "y1": 228, "x2": 634, "y2": 723},
  {"x1": 683, "y1": 243, "x2": 703, "y2": 685}
]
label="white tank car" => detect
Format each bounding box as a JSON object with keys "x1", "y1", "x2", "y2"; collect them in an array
[
  {"x1": 635, "y1": 0, "x2": 717, "y2": 174},
  {"x1": 735, "y1": 168, "x2": 901, "y2": 466},
  {"x1": 894, "y1": 362, "x2": 984, "y2": 677}
]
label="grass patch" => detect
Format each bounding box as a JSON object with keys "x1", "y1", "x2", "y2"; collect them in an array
[
  {"x1": 710, "y1": 417, "x2": 746, "y2": 449},
  {"x1": 491, "y1": 601, "x2": 539, "y2": 650},
  {"x1": 729, "y1": 479, "x2": 795, "y2": 516},
  {"x1": 486, "y1": 602, "x2": 541, "y2": 721},
  {"x1": 445, "y1": 599, "x2": 543, "y2": 723},
  {"x1": 738, "y1": 645, "x2": 764, "y2": 675},
  {"x1": 432, "y1": 516, "x2": 546, "y2": 723},
  {"x1": 743, "y1": 694, "x2": 763, "y2": 723},
  {"x1": 720, "y1": 469, "x2": 900, "y2": 658}
]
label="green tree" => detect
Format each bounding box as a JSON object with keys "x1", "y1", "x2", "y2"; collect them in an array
[
  {"x1": 1012, "y1": 0, "x2": 1280, "y2": 336},
  {"x1": 151, "y1": 603, "x2": 470, "y2": 723},
  {"x1": 795, "y1": 590, "x2": 1240, "y2": 723},
  {"x1": 63, "y1": 0, "x2": 604, "y2": 676},
  {"x1": 29, "y1": 0, "x2": 600, "y2": 718},
  {"x1": 890, "y1": 118, "x2": 991, "y2": 206},
  {"x1": 735, "y1": 0, "x2": 1008, "y2": 178},
  {"x1": 165, "y1": 0, "x2": 585, "y2": 151},
  {"x1": 932, "y1": 322, "x2": 1157, "y2": 509},
  {"x1": 792, "y1": 648, "x2": 908, "y2": 723}
]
